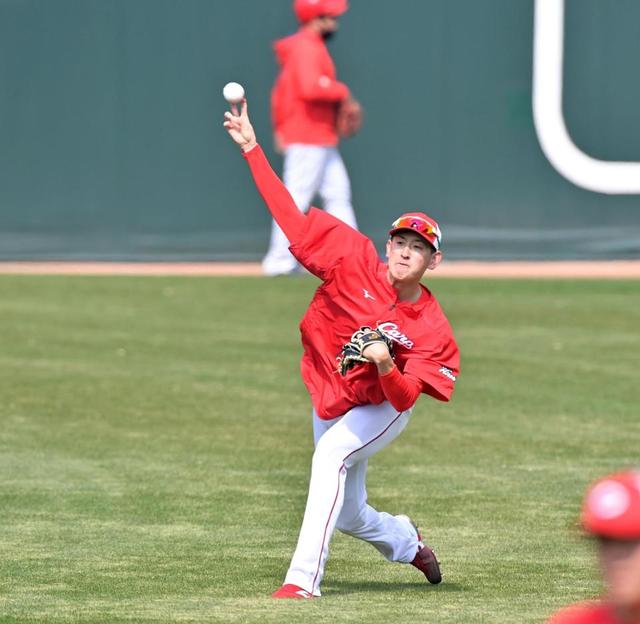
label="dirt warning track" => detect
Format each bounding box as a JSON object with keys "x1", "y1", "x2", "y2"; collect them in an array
[{"x1": 0, "y1": 261, "x2": 639, "y2": 278}]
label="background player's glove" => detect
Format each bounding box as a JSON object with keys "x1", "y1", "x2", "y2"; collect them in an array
[
  {"x1": 336, "y1": 98, "x2": 363, "y2": 138},
  {"x1": 338, "y1": 326, "x2": 394, "y2": 376}
]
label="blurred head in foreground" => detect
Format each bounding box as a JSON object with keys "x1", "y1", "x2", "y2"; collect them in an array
[
  {"x1": 582, "y1": 470, "x2": 640, "y2": 616},
  {"x1": 548, "y1": 470, "x2": 640, "y2": 624}
]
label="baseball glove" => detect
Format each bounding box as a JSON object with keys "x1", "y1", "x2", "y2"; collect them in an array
[
  {"x1": 336, "y1": 98, "x2": 363, "y2": 138},
  {"x1": 337, "y1": 326, "x2": 394, "y2": 376}
]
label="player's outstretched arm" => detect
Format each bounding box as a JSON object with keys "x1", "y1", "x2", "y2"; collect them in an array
[{"x1": 223, "y1": 98, "x2": 305, "y2": 241}]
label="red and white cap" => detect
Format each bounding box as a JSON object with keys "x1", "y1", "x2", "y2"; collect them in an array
[
  {"x1": 293, "y1": 0, "x2": 348, "y2": 23},
  {"x1": 581, "y1": 470, "x2": 640, "y2": 540},
  {"x1": 389, "y1": 212, "x2": 442, "y2": 251}
]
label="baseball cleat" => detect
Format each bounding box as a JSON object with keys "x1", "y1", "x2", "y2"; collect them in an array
[
  {"x1": 271, "y1": 583, "x2": 314, "y2": 599},
  {"x1": 411, "y1": 543, "x2": 442, "y2": 585},
  {"x1": 398, "y1": 514, "x2": 442, "y2": 585}
]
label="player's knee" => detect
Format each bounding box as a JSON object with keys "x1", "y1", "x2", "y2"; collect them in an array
[
  {"x1": 312, "y1": 438, "x2": 347, "y2": 471},
  {"x1": 336, "y1": 506, "x2": 367, "y2": 534}
]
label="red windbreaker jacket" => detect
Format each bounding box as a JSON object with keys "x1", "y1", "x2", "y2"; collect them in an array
[
  {"x1": 271, "y1": 28, "x2": 350, "y2": 147},
  {"x1": 291, "y1": 209, "x2": 459, "y2": 419}
]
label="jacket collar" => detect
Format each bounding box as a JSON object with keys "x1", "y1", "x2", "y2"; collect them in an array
[{"x1": 378, "y1": 263, "x2": 432, "y2": 318}]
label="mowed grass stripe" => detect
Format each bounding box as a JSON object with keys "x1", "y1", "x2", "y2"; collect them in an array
[{"x1": 0, "y1": 276, "x2": 637, "y2": 623}]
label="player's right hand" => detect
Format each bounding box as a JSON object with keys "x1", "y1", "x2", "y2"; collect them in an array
[{"x1": 223, "y1": 99, "x2": 257, "y2": 152}]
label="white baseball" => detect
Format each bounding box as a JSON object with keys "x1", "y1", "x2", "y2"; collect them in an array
[{"x1": 223, "y1": 82, "x2": 245, "y2": 104}]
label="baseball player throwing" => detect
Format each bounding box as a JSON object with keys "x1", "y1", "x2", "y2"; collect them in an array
[{"x1": 224, "y1": 99, "x2": 459, "y2": 599}]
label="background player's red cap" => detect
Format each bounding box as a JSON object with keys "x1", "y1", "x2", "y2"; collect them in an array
[
  {"x1": 389, "y1": 212, "x2": 443, "y2": 251},
  {"x1": 293, "y1": 0, "x2": 348, "y2": 23},
  {"x1": 581, "y1": 470, "x2": 640, "y2": 540}
]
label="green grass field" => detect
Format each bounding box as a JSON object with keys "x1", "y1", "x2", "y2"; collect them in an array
[{"x1": 1, "y1": 275, "x2": 638, "y2": 623}]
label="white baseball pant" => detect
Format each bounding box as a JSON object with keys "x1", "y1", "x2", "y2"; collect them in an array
[
  {"x1": 282, "y1": 401, "x2": 420, "y2": 596},
  {"x1": 261, "y1": 144, "x2": 358, "y2": 276}
]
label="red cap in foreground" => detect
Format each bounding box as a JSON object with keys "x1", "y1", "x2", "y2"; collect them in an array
[{"x1": 582, "y1": 470, "x2": 640, "y2": 540}]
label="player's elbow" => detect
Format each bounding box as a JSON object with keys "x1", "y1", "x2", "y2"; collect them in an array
[{"x1": 389, "y1": 397, "x2": 416, "y2": 413}]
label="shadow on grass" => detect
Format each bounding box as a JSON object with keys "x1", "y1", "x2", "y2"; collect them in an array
[{"x1": 324, "y1": 581, "x2": 466, "y2": 595}]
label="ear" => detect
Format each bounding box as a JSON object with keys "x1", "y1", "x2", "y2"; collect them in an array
[
  {"x1": 385, "y1": 238, "x2": 391, "y2": 260},
  {"x1": 427, "y1": 250, "x2": 443, "y2": 271}
]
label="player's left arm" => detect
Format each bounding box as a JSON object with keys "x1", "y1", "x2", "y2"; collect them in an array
[
  {"x1": 365, "y1": 326, "x2": 459, "y2": 409},
  {"x1": 401, "y1": 337, "x2": 460, "y2": 403},
  {"x1": 363, "y1": 344, "x2": 422, "y2": 412}
]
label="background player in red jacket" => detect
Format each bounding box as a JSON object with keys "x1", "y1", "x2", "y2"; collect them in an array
[
  {"x1": 262, "y1": 0, "x2": 363, "y2": 276},
  {"x1": 224, "y1": 99, "x2": 458, "y2": 599},
  {"x1": 547, "y1": 470, "x2": 640, "y2": 624}
]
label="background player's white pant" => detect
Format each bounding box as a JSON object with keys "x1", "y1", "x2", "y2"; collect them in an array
[
  {"x1": 262, "y1": 144, "x2": 358, "y2": 276},
  {"x1": 283, "y1": 402, "x2": 419, "y2": 596}
]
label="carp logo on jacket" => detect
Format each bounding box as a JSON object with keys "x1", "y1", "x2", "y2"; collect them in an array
[{"x1": 377, "y1": 322, "x2": 414, "y2": 349}]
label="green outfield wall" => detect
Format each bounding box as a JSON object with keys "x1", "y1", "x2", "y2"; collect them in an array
[{"x1": 1, "y1": 0, "x2": 639, "y2": 260}]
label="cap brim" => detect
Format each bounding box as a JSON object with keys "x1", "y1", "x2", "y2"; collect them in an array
[{"x1": 389, "y1": 227, "x2": 439, "y2": 250}]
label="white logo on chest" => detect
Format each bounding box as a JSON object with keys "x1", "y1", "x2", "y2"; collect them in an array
[
  {"x1": 363, "y1": 289, "x2": 376, "y2": 300},
  {"x1": 377, "y1": 322, "x2": 414, "y2": 349}
]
